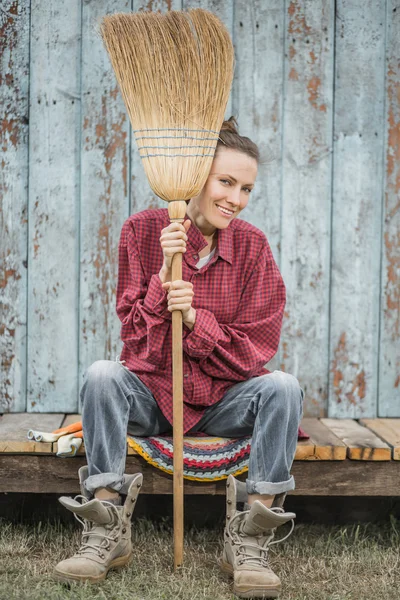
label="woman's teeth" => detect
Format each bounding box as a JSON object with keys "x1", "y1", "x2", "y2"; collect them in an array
[{"x1": 216, "y1": 204, "x2": 234, "y2": 216}]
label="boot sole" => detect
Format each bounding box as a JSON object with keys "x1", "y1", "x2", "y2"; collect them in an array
[
  {"x1": 53, "y1": 551, "x2": 133, "y2": 584},
  {"x1": 219, "y1": 559, "x2": 281, "y2": 599}
]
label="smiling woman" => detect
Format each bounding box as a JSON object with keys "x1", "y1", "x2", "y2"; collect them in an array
[
  {"x1": 185, "y1": 116, "x2": 259, "y2": 252},
  {"x1": 58, "y1": 114, "x2": 305, "y2": 598},
  {"x1": 187, "y1": 148, "x2": 257, "y2": 231}
]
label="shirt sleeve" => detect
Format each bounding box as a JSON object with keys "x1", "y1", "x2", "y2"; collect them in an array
[
  {"x1": 182, "y1": 240, "x2": 286, "y2": 381},
  {"x1": 116, "y1": 220, "x2": 172, "y2": 367}
]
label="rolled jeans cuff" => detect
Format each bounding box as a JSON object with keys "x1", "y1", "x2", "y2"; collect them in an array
[
  {"x1": 246, "y1": 475, "x2": 295, "y2": 496},
  {"x1": 84, "y1": 472, "x2": 124, "y2": 496}
]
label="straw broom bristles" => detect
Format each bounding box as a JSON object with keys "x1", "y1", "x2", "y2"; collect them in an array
[{"x1": 99, "y1": 9, "x2": 234, "y2": 201}]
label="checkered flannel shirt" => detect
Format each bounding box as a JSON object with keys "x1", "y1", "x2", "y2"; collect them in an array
[{"x1": 116, "y1": 208, "x2": 286, "y2": 434}]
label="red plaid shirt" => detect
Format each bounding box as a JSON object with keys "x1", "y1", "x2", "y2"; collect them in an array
[{"x1": 116, "y1": 208, "x2": 286, "y2": 434}]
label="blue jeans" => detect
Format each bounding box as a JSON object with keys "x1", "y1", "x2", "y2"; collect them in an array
[{"x1": 80, "y1": 358, "x2": 304, "y2": 498}]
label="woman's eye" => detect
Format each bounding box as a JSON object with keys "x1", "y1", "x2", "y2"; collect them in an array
[
  {"x1": 220, "y1": 179, "x2": 230, "y2": 185},
  {"x1": 243, "y1": 187, "x2": 252, "y2": 193}
]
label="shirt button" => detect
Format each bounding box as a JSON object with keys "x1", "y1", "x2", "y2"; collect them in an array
[
  {"x1": 184, "y1": 374, "x2": 189, "y2": 378},
  {"x1": 193, "y1": 254, "x2": 198, "y2": 259}
]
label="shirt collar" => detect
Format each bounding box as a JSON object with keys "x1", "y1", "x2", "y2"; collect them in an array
[{"x1": 185, "y1": 212, "x2": 233, "y2": 265}]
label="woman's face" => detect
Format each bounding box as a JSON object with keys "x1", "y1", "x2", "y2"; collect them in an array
[{"x1": 186, "y1": 148, "x2": 258, "y2": 237}]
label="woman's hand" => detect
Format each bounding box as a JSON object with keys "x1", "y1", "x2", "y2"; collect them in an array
[
  {"x1": 159, "y1": 220, "x2": 191, "y2": 282},
  {"x1": 161, "y1": 279, "x2": 196, "y2": 324}
]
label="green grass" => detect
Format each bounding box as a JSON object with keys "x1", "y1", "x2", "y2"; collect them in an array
[{"x1": 0, "y1": 516, "x2": 399, "y2": 600}]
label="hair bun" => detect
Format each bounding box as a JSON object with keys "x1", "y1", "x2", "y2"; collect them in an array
[
  {"x1": 220, "y1": 115, "x2": 239, "y2": 135},
  {"x1": 216, "y1": 115, "x2": 259, "y2": 163}
]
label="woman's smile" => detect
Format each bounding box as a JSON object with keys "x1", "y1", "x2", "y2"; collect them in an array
[
  {"x1": 215, "y1": 204, "x2": 235, "y2": 217},
  {"x1": 186, "y1": 148, "x2": 258, "y2": 237}
]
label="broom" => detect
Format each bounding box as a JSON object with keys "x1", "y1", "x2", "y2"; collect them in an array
[{"x1": 99, "y1": 8, "x2": 234, "y2": 569}]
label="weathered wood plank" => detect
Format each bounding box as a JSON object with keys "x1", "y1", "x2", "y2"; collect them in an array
[
  {"x1": 1, "y1": 454, "x2": 399, "y2": 496},
  {"x1": 321, "y1": 418, "x2": 391, "y2": 461},
  {"x1": 0, "y1": 0, "x2": 30, "y2": 412},
  {"x1": 279, "y1": 0, "x2": 334, "y2": 414},
  {"x1": 0, "y1": 413, "x2": 64, "y2": 453},
  {"x1": 379, "y1": 1, "x2": 400, "y2": 416},
  {"x1": 300, "y1": 418, "x2": 347, "y2": 460},
  {"x1": 28, "y1": 1, "x2": 81, "y2": 412},
  {"x1": 233, "y1": 0, "x2": 285, "y2": 373},
  {"x1": 0, "y1": 454, "x2": 228, "y2": 494},
  {"x1": 232, "y1": 0, "x2": 285, "y2": 261},
  {"x1": 294, "y1": 437, "x2": 315, "y2": 461},
  {"x1": 79, "y1": 0, "x2": 131, "y2": 383},
  {"x1": 60, "y1": 414, "x2": 81, "y2": 428},
  {"x1": 328, "y1": 1, "x2": 386, "y2": 417},
  {"x1": 360, "y1": 419, "x2": 400, "y2": 460},
  {"x1": 130, "y1": 0, "x2": 182, "y2": 216}
]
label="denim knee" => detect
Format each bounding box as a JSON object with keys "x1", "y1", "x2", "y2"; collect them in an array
[
  {"x1": 84, "y1": 359, "x2": 120, "y2": 382},
  {"x1": 261, "y1": 371, "x2": 304, "y2": 420},
  {"x1": 80, "y1": 360, "x2": 123, "y2": 412}
]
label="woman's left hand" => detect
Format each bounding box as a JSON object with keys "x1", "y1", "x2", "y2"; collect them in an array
[{"x1": 162, "y1": 280, "x2": 196, "y2": 324}]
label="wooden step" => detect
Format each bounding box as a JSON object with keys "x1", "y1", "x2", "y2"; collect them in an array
[
  {"x1": 296, "y1": 418, "x2": 346, "y2": 460},
  {"x1": 359, "y1": 419, "x2": 400, "y2": 460},
  {"x1": 0, "y1": 415, "x2": 396, "y2": 462},
  {"x1": 321, "y1": 418, "x2": 392, "y2": 460},
  {"x1": 0, "y1": 415, "x2": 398, "y2": 496},
  {"x1": 0, "y1": 413, "x2": 64, "y2": 453},
  {"x1": 0, "y1": 454, "x2": 399, "y2": 496}
]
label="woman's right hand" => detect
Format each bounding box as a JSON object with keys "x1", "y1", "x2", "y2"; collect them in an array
[{"x1": 159, "y1": 219, "x2": 191, "y2": 282}]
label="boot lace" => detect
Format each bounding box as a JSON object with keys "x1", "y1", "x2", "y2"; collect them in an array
[
  {"x1": 227, "y1": 507, "x2": 295, "y2": 568},
  {"x1": 72, "y1": 495, "x2": 123, "y2": 559}
]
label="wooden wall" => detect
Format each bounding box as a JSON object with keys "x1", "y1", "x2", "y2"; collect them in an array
[{"x1": 1, "y1": 0, "x2": 399, "y2": 416}]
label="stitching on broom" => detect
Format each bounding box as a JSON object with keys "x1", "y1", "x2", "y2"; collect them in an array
[
  {"x1": 140, "y1": 153, "x2": 216, "y2": 158},
  {"x1": 138, "y1": 145, "x2": 217, "y2": 150},
  {"x1": 135, "y1": 135, "x2": 218, "y2": 141},
  {"x1": 133, "y1": 127, "x2": 220, "y2": 134}
]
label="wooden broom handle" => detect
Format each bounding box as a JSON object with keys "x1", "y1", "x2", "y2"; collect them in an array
[{"x1": 168, "y1": 200, "x2": 187, "y2": 570}]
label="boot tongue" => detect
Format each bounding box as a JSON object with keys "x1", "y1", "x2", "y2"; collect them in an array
[
  {"x1": 59, "y1": 497, "x2": 114, "y2": 524},
  {"x1": 59, "y1": 497, "x2": 119, "y2": 554},
  {"x1": 242, "y1": 500, "x2": 295, "y2": 536}
]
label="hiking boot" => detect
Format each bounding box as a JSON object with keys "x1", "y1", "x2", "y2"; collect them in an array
[
  {"x1": 219, "y1": 475, "x2": 296, "y2": 598},
  {"x1": 53, "y1": 466, "x2": 143, "y2": 584}
]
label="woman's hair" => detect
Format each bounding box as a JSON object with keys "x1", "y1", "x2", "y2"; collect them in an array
[
  {"x1": 186, "y1": 117, "x2": 259, "y2": 203},
  {"x1": 215, "y1": 116, "x2": 260, "y2": 164}
]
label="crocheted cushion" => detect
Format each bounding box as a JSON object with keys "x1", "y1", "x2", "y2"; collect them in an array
[
  {"x1": 128, "y1": 435, "x2": 251, "y2": 482},
  {"x1": 127, "y1": 426, "x2": 310, "y2": 482}
]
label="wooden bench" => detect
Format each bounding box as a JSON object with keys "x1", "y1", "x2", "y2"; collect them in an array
[{"x1": 1, "y1": 414, "x2": 399, "y2": 496}]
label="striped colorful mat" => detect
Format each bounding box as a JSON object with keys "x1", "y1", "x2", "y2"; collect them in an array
[{"x1": 127, "y1": 429, "x2": 309, "y2": 482}]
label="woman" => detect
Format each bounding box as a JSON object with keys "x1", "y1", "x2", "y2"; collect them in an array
[{"x1": 54, "y1": 117, "x2": 304, "y2": 599}]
